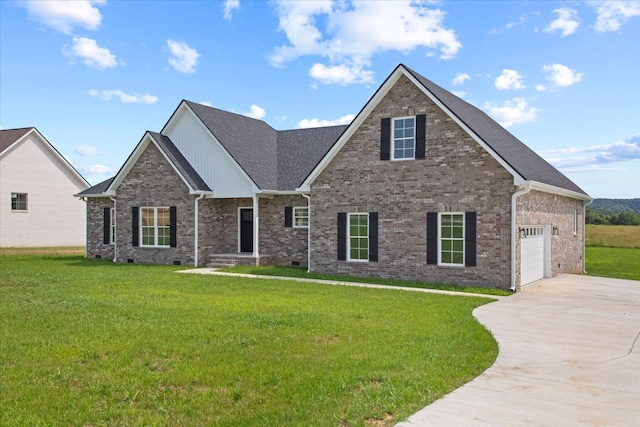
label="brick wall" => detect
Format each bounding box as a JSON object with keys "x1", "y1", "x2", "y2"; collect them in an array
[
  {"x1": 259, "y1": 195, "x2": 309, "y2": 266},
  {"x1": 86, "y1": 197, "x2": 114, "y2": 260},
  {"x1": 116, "y1": 142, "x2": 196, "y2": 265},
  {"x1": 309, "y1": 75, "x2": 516, "y2": 289}
]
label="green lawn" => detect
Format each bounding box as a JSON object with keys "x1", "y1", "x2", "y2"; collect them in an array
[
  {"x1": 585, "y1": 247, "x2": 640, "y2": 281},
  {"x1": 0, "y1": 254, "x2": 498, "y2": 426}
]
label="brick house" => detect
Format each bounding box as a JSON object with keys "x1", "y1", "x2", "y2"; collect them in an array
[{"x1": 77, "y1": 64, "x2": 591, "y2": 291}]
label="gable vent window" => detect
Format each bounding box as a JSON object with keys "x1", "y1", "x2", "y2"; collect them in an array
[
  {"x1": 393, "y1": 117, "x2": 415, "y2": 160},
  {"x1": 10, "y1": 193, "x2": 27, "y2": 211}
]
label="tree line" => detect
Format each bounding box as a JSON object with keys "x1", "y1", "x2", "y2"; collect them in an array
[{"x1": 586, "y1": 198, "x2": 640, "y2": 225}]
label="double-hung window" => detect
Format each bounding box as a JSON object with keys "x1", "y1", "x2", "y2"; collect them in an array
[
  {"x1": 392, "y1": 117, "x2": 415, "y2": 160},
  {"x1": 439, "y1": 213, "x2": 464, "y2": 266},
  {"x1": 293, "y1": 207, "x2": 309, "y2": 228},
  {"x1": 348, "y1": 213, "x2": 369, "y2": 261},
  {"x1": 11, "y1": 193, "x2": 27, "y2": 211},
  {"x1": 140, "y1": 207, "x2": 171, "y2": 247}
]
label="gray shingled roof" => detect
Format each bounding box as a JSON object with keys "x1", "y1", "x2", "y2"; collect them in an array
[
  {"x1": 148, "y1": 132, "x2": 211, "y2": 192},
  {"x1": 76, "y1": 176, "x2": 114, "y2": 196},
  {"x1": 403, "y1": 65, "x2": 588, "y2": 196},
  {"x1": 185, "y1": 100, "x2": 347, "y2": 191},
  {"x1": 0, "y1": 127, "x2": 33, "y2": 153}
]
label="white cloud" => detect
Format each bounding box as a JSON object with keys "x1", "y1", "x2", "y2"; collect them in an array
[
  {"x1": 75, "y1": 144, "x2": 100, "y2": 156},
  {"x1": 541, "y1": 64, "x2": 584, "y2": 88},
  {"x1": 64, "y1": 36, "x2": 117, "y2": 69},
  {"x1": 544, "y1": 8, "x2": 580, "y2": 37},
  {"x1": 88, "y1": 89, "x2": 158, "y2": 104},
  {"x1": 298, "y1": 114, "x2": 355, "y2": 128},
  {"x1": 453, "y1": 72, "x2": 470, "y2": 85},
  {"x1": 167, "y1": 39, "x2": 200, "y2": 73},
  {"x1": 309, "y1": 63, "x2": 374, "y2": 85},
  {"x1": 78, "y1": 164, "x2": 112, "y2": 175},
  {"x1": 495, "y1": 69, "x2": 526, "y2": 91},
  {"x1": 592, "y1": 1, "x2": 640, "y2": 32},
  {"x1": 484, "y1": 98, "x2": 540, "y2": 127},
  {"x1": 23, "y1": 0, "x2": 104, "y2": 34},
  {"x1": 540, "y1": 135, "x2": 640, "y2": 168},
  {"x1": 269, "y1": 0, "x2": 460, "y2": 85},
  {"x1": 243, "y1": 104, "x2": 266, "y2": 120},
  {"x1": 223, "y1": 0, "x2": 240, "y2": 20}
]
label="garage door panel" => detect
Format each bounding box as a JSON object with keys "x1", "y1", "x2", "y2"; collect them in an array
[{"x1": 521, "y1": 226, "x2": 544, "y2": 286}]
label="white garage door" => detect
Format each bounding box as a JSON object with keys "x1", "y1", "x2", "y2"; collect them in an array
[{"x1": 521, "y1": 226, "x2": 545, "y2": 286}]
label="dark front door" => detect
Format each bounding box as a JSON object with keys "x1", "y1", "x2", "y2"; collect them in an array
[{"x1": 240, "y1": 208, "x2": 253, "y2": 253}]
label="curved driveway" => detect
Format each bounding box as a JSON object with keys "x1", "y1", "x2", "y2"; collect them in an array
[{"x1": 398, "y1": 274, "x2": 640, "y2": 426}]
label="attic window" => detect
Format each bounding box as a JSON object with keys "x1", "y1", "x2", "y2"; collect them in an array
[
  {"x1": 392, "y1": 117, "x2": 415, "y2": 160},
  {"x1": 11, "y1": 193, "x2": 27, "y2": 211}
]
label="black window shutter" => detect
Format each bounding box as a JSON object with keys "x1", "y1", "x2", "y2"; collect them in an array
[
  {"x1": 132, "y1": 207, "x2": 139, "y2": 247},
  {"x1": 170, "y1": 206, "x2": 177, "y2": 248},
  {"x1": 426, "y1": 212, "x2": 438, "y2": 265},
  {"x1": 415, "y1": 114, "x2": 426, "y2": 159},
  {"x1": 284, "y1": 206, "x2": 293, "y2": 227},
  {"x1": 337, "y1": 212, "x2": 347, "y2": 261},
  {"x1": 103, "y1": 207, "x2": 111, "y2": 244},
  {"x1": 465, "y1": 212, "x2": 477, "y2": 267},
  {"x1": 369, "y1": 212, "x2": 378, "y2": 262},
  {"x1": 380, "y1": 118, "x2": 391, "y2": 161}
]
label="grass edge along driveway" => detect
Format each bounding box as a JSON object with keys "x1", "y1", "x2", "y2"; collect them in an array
[{"x1": 1, "y1": 254, "x2": 498, "y2": 426}]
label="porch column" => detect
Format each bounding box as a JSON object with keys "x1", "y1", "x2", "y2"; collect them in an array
[{"x1": 252, "y1": 194, "x2": 259, "y2": 258}]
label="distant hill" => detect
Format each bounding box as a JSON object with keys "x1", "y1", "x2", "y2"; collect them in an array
[{"x1": 587, "y1": 199, "x2": 640, "y2": 225}]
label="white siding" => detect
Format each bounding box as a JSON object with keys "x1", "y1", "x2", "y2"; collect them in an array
[
  {"x1": 165, "y1": 109, "x2": 256, "y2": 197},
  {"x1": 0, "y1": 134, "x2": 88, "y2": 247}
]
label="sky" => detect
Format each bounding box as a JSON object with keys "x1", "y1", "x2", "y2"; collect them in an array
[{"x1": 1, "y1": 0, "x2": 639, "y2": 198}]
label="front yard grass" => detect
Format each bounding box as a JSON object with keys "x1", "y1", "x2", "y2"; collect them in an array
[
  {"x1": 0, "y1": 254, "x2": 498, "y2": 426},
  {"x1": 220, "y1": 265, "x2": 512, "y2": 296}
]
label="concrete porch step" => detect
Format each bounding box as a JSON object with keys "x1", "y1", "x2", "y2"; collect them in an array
[{"x1": 207, "y1": 253, "x2": 258, "y2": 268}]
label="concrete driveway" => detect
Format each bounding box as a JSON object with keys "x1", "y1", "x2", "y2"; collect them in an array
[{"x1": 398, "y1": 274, "x2": 640, "y2": 426}]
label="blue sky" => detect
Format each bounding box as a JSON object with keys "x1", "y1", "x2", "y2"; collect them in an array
[{"x1": 1, "y1": 0, "x2": 639, "y2": 198}]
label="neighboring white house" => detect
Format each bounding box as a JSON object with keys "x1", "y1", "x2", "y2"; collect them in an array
[{"x1": 0, "y1": 127, "x2": 90, "y2": 247}]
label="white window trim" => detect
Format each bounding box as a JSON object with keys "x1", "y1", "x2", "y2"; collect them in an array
[
  {"x1": 293, "y1": 206, "x2": 309, "y2": 228},
  {"x1": 140, "y1": 206, "x2": 171, "y2": 248},
  {"x1": 10, "y1": 193, "x2": 28, "y2": 212},
  {"x1": 347, "y1": 212, "x2": 369, "y2": 262},
  {"x1": 573, "y1": 209, "x2": 578, "y2": 236},
  {"x1": 438, "y1": 212, "x2": 465, "y2": 267},
  {"x1": 391, "y1": 116, "x2": 416, "y2": 161}
]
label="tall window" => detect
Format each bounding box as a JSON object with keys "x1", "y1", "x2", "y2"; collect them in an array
[
  {"x1": 140, "y1": 207, "x2": 170, "y2": 247},
  {"x1": 573, "y1": 209, "x2": 578, "y2": 235},
  {"x1": 348, "y1": 213, "x2": 369, "y2": 261},
  {"x1": 440, "y1": 213, "x2": 464, "y2": 266},
  {"x1": 11, "y1": 193, "x2": 27, "y2": 211},
  {"x1": 392, "y1": 117, "x2": 415, "y2": 160},
  {"x1": 293, "y1": 207, "x2": 309, "y2": 228}
]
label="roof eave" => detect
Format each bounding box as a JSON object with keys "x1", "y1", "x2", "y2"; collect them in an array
[{"x1": 528, "y1": 180, "x2": 592, "y2": 201}]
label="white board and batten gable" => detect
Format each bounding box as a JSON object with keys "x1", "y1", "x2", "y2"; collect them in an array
[
  {"x1": 161, "y1": 102, "x2": 259, "y2": 198},
  {"x1": 0, "y1": 127, "x2": 89, "y2": 247}
]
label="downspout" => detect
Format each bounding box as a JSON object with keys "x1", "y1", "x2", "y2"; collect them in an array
[
  {"x1": 510, "y1": 183, "x2": 531, "y2": 291},
  {"x1": 194, "y1": 193, "x2": 205, "y2": 267},
  {"x1": 302, "y1": 193, "x2": 311, "y2": 273},
  {"x1": 109, "y1": 196, "x2": 117, "y2": 263},
  {"x1": 583, "y1": 198, "x2": 593, "y2": 274}
]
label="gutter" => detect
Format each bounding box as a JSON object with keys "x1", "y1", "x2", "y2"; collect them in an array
[
  {"x1": 302, "y1": 193, "x2": 311, "y2": 272},
  {"x1": 109, "y1": 196, "x2": 117, "y2": 263},
  {"x1": 510, "y1": 183, "x2": 532, "y2": 291},
  {"x1": 583, "y1": 198, "x2": 594, "y2": 274},
  {"x1": 194, "y1": 193, "x2": 206, "y2": 267}
]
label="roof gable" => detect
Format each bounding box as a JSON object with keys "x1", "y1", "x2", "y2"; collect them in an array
[
  {"x1": 1, "y1": 127, "x2": 89, "y2": 190},
  {"x1": 302, "y1": 64, "x2": 588, "y2": 198}
]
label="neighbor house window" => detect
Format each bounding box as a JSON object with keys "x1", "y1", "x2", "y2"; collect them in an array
[
  {"x1": 392, "y1": 117, "x2": 415, "y2": 160},
  {"x1": 11, "y1": 193, "x2": 27, "y2": 211},
  {"x1": 439, "y1": 213, "x2": 464, "y2": 266},
  {"x1": 140, "y1": 207, "x2": 171, "y2": 247},
  {"x1": 348, "y1": 213, "x2": 369, "y2": 261},
  {"x1": 293, "y1": 207, "x2": 309, "y2": 228}
]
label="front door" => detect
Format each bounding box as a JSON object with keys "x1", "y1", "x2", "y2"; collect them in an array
[{"x1": 239, "y1": 208, "x2": 253, "y2": 253}]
